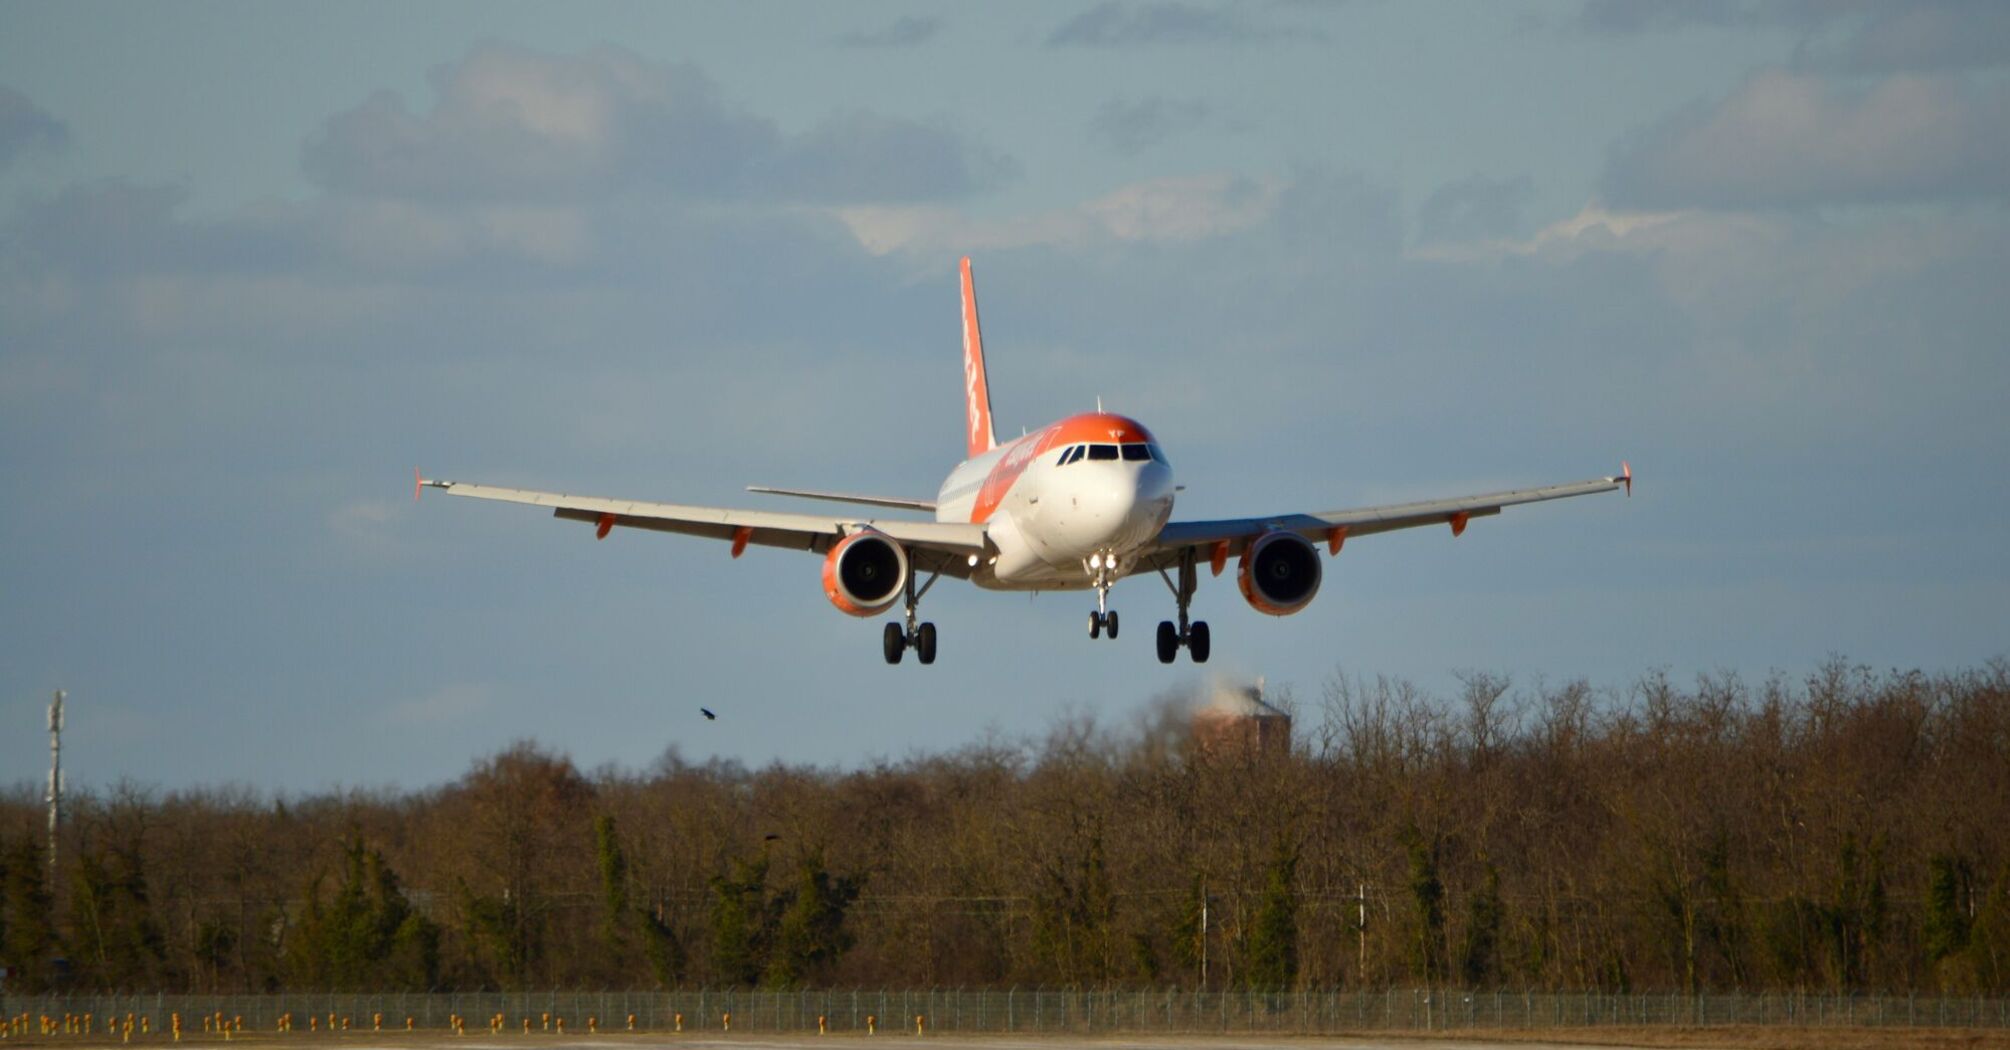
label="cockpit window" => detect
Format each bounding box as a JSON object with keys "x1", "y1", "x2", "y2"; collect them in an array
[
  {"x1": 1121, "y1": 443, "x2": 1151, "y2": 461},
  {"x1": 1056, "y1": 445, "x2": 1081, "y2": 466},
  {"x1": 1087, "y1": 444, "x2": 1120, "y2": 461},
  {"x1": 1148, "y1": 443, "x2": 1169, "y2": 465}
]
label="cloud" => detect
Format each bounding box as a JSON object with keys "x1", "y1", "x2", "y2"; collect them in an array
[
  {"x1": 838, "y1": 16, "x2": 943, "y2": 48},
  {"x1": 1571, "y1": 0, "x2": 1845, "y2": 35},
  {"x1": 1415, "y1": 174, "x2": 1536, "y2": 245},
  {"x1": 1602, "y1": 69, "x2": 2010, "y2": 209},
  {"x1": 1047, "y1": 2, "x2": 1310, "y2": 46},
  {"x1": 1828, "y1": 3, "x2": 2010, "y2": 72},
  {"x1": 1090, "y1": 96, "x2": 1211, "y2": 155},
  {"x1": 0, "y1": 85, "x2": 67, "y2": 168},
  {"x1": 10, "y1": 179, "x2": 322, "y2": 279},
  {"x1": 1571, "y1": 1, "x2": 2010, "y2": 72},
  {"x1": 387, "y1": 682, "x2": 496, "y2": 726},
  {"x1": 835, "y1": 172, "x2": 1285, "y2": 256},
  {"x1": 302, "y1": 44, "x2": 1008, "y2": 204}
]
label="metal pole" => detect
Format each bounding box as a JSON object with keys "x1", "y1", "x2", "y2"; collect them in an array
[
  {"x1": 1357, "y1": 882, "x2": 1367, "y2": 984},
  {"x1": 48, "y1": 690, "x2": 65, "y2": 882},
  {"x1": 1189, "y1": 889, "x2": 1206, "y2": 989}
]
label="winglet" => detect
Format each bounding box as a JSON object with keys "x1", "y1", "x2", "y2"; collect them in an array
[
  {"x1": 1621, "y1": 460, "x2": 1632, "y2": 498},
  {"x1": 960, "y1": 256, "x2": 998, "y2": 460},
  {"x1": 414, "y1": 468, "x2": 423, "y2": 502}
]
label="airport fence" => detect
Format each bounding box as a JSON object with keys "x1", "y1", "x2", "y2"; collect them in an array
[{"x1": 4, "y1": 988, "x2": 2008, "y2": 1036}]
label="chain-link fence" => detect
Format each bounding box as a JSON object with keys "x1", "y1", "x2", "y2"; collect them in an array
[{"x1": 5, "y1": 989, "x2": 2008, "y2": 1036}]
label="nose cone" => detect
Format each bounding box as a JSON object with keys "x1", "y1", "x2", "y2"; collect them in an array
[{"x1": 1079, "y1": 462, "x2": 1174, "y2": 546}]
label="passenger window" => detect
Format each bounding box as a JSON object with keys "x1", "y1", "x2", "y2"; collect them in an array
[
  {"x1": 1121, "y1": 443, "x2": 1150, "y2": 461},
  {"x1": 1088, "y1": 444, "x2": 1119, "y2": 461}
]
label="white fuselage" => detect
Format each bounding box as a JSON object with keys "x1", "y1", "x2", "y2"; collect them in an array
[{"x1": 933, "y1": 413, "x2": 1176, "y2": 590}]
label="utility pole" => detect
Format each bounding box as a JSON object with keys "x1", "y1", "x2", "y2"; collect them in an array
[
  {"x1": 1357, "y1": 882, "x2": 1368, "y2": 984},
  {"x1": 48, "y1": 689, "x2": 65, "y2": 883},
  {"x1": 1199, "y1": 883, "x2": 1209, "y2": 991}
]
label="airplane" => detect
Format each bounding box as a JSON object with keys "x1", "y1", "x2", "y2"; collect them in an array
[{"x1": 418, "y1": 257, "x2": 1630, "y2": 666}]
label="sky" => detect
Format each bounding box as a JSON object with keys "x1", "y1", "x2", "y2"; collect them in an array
[{"x1": 2, "y1": 1, "x2": 2006, "y2": 795}]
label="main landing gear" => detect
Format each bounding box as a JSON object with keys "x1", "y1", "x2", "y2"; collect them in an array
[
  {"x1": 1086, "y1": 552, "x2": 1119, "y2": 640},
  {"x1": 1153, "y1": 548, "x2": 1210, "y2": 664},
  {"x1": 883, "y1": 569, "x2": 941, "y2": 665}
]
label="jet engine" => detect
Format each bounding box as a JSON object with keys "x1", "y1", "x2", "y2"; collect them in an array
[
  {"x1": 821, "y1": 529, "x2": 910, "y2": 617},
  {"x1": 1238, "y1": 530, "x2": 1322, "y2": 616}
]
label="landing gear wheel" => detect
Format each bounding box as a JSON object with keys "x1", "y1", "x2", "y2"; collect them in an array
[
  {"x1": 882, "y1": 622, "x2": 906, "y2": 665},
  {"x1": 1105, "y1": 610, "x2": 1119, "y2": 640},
  {"x1": 1189, "y1": 621, "x2": 1211, "y2": 664},
  {"x1": 915, "y1": 622, "x2": 937, "y2": 665},
  {"x1": 1088, "y1": 611, "x2": 1102, "y2": 639},
  {"x1": 1156, "y1": 621, "x2": 1178, "y2": 664}
]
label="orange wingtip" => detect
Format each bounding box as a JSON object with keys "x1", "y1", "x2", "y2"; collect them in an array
[
  {"x1": 1621, "y1": 460, "x2": 1632, "y2": 497},
  {"x1": 413, "y1": 468, "x2": 422, "y2": 502}
]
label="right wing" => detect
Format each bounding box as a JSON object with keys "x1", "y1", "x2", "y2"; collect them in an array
[
  {"x1": 1136, "y1": 465, "x2": 1630, "y2": 574},
  {"x1": 418, "y1": 476, "x2": 986, "y2": 579}
]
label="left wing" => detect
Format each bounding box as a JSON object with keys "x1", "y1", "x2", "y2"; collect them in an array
[
  {"x1": 418, "y1": 476, "x2": 987, "y2": 579},
  {"x1": 1134, "y1": 464, "x2": 1630, "y2": 575}
]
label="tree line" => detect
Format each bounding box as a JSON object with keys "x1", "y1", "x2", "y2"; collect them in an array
[{"x1": 1, "y1": 659, "x2": 2005, "y2": 995}]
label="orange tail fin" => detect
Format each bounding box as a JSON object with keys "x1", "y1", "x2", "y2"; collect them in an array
[{"x1": 960, "y1": 256, "x2": 997, "y2": 459}]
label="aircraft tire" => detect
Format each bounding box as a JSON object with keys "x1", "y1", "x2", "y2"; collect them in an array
[
  {"x1": 1106, "y1": 610, "x2": 1119, "y2": 639},
  {"x1": 916, "y1": 622, "x2": 937, "y2": 665},
  {"x1": 1156, "y1": 621, "x2": 1178, "y2": 664},
  {"x1": 1189, "y1": 621, "x2": 1211, "y2": 664},
  {"x1": 1089, "y1": 611, "x2": 1102, "y2": 639},
  {"x1": 883, "y1": 622, "x2": 906, "y2": 664}
]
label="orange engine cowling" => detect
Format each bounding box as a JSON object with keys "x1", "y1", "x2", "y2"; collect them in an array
[
  {"x1": 1238, "y1": 530, "x2": 1322, "y2": 616},
  {"x1": 821, "y1": 529, "x2": 910, "y2": 617}
]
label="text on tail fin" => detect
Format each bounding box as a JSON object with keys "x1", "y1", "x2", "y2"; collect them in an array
[{"x1": 960, "y1": 256, "x2": 997, "y2": 459}]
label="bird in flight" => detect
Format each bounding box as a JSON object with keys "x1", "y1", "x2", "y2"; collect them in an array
[{"x1": 701, "y1": 707, "x2": 717, "y2": 721}]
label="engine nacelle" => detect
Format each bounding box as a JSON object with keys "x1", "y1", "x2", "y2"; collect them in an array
[
  {"x1": 821, "y1": 529, "x2": 910, "y2": 617},
  {"x1": 1238, "y1": 530, "x2": 1323, "y2": 616}
]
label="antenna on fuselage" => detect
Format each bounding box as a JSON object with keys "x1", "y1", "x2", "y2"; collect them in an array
[{"x1": 1096, "y1": 395, "x2": 1104, "y2": 413}]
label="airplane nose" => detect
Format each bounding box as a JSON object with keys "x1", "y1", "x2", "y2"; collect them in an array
[
  {"x1": 1082, "y1": 479, "x2": 1138, "y2": 526},
  {"x1": 1075, "y1": 464, "x2": 1171, "y2": 545}
]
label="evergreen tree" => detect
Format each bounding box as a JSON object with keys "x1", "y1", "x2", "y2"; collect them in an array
[
  {"x1": 288, "y1": 839, "x2": 438, "y2": 990},
  {"x1": 1244, "y1": 837, "x2": 1299, "y2": 990},
  {"x1": 709, "y1": 854, "x2": 771, "y2": 986},
  {"x1": 1925, "y1": 853, "x2": 1972, "y2": 963},
  {"x1": 765, "y1": 852, "x2": 861, "y2": 987},
  {"x1": 456, "y1": 878, "x2": 531, "y2": 988},
  {"x1": 640, "y1": 903, "x2": 687, "y2": 987},
  {"x1": 1405, "y1": 830, "x2": 1447, "y2": 984},
  {"x1": 68, "y1": 844, "x2": 166, "y2": 989},
  {"x1": 1460, "y1": 864, "x2": 1503, "y2": 987},
  {"x1": 0, "y1": 838, "x2": 58, "y2": 993},
  {"x1": 594, "y1": 816, "x2": 632, "y2": 963},
  {"x1": 594, "y1": 814, "x2": 686, "y2": 986}
]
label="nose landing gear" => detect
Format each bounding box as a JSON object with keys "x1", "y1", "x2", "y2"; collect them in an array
[
  {"x1": 1086, "y1": 553, "x2": 1120, "y2": 641},
  {"x1": 1153, "y1": 548, "x2": 1210, "y2": 664}
]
